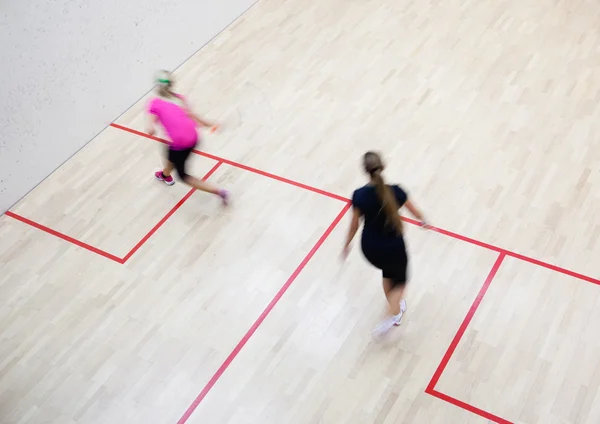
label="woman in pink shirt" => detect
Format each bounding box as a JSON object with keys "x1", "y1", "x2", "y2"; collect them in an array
[{"x1": 148, "y1": 71, "x2": 229, "y2": 205}]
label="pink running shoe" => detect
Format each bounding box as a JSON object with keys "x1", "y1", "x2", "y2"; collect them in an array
[{"x1": 155, "y1": 171, "x2": 175, "y2": 186}]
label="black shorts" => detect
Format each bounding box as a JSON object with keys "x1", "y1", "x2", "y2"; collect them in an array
[
  {"x1": 361, "y1": 237, "x2": 408, "y2": 287},
  {"x1": 167, "y1": 144, "x2": 196, "y2": 180}
]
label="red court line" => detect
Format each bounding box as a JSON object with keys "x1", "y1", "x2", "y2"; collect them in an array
[
  {"x1": 7, "y1": 123, "x2": 600, "y2": 286},
  {"x1": 109, "y1": 123, "x2": 349, "y2": 203},
  {"x1": 121, "y1": 161, "x2": 223, "y2": 263},
  {"x1": 4, "y1": 162, "x2": 223, "y2": 264},
  {"x1": 112, "y1": 122, "x2": 600, "y2": 286},
  {"x1": 403, "y1": 217, "x2": 600, "y2": 286},
  {"x1": 425, "y1": 253, "x2": 507, "y2": 422},
  {"x1": 505, "y1": 251, "x2": 600, "y2": 285},
  {"x1": 3, "y1": 211, "x2": 123, "y2": 263},
  {"x1": 176, "y1": 201, "x2": 352, "y2": 424},
  {"x1": 427, "y1": 389, "x2": 513, "y2": 424},
  {"x1": 403, "y1": 217, "x2": 502, "y2": 252},
  {"x1": 426, "y1": 253, "x2": 505, "y2": 392}
]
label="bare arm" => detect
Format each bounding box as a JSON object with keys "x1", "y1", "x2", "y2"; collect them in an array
[
  {"x1": 343, "y1": 208, "x2": 361, "y2": 256},
  {"x1": 192, "y1": 113, "x2": 215, "y2": 128},
  {"x1": 147, "y1": 114, "x2": 159, "y2": 136},
  {"x1": 404, "y1": 199, "x2": 429, "y2": 227},
  {"x1": 180, "y1": 97, "x2": 216, "y2": 128}
]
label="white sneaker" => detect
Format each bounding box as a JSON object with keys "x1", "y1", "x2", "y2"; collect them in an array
[
  {"x1": 393, "y1": 300, "x2": 407, "y2": 326},
  {"x1": 372, "y1": 317, "x2": 395, "y2": 337}
]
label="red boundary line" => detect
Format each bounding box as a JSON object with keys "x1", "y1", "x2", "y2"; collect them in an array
[
  {"x1": 425, "y1": 253, "x2": 510, "y2": 423},
  {"x1": 2, "y1": 122, "x2": 597, "y2": 423},
  {"x1": 427, "y1": 389, "x2": 513, "y2": 424},
  {"x1": 3, "y1": 211, "x2": 123, "y2": 263},
  {"x1": 4, "y1": 162, "x2": 224, "y2": 265},
  {"x1": 426, "y1": 253, "x2": 505, "y2": 391},
  {"x1": 121, "y1": 161, "x2": 223, "y2": 263},
  {"x1": 176, "y1": 201, "x2": 352, "y2": 424},
  {"x1": 6, "y1": 121, "x2": 599, "y2": 289},
  {"x1": 402, "y1": 217, "x2": 600, "y2": 285},
  {"x1": 109, "y1": 123, "x2": 349, "y2": 203},
  {"x1": 110, "y1": 123, "x2": 600, "y2": 286}
]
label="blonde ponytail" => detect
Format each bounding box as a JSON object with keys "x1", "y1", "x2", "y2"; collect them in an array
[
  {"x1": 371, "y1": 169, "x2": 403, "y2": 235},
  {"x1": 363, "y1": 151, "x2": 403, "y2": 235}
]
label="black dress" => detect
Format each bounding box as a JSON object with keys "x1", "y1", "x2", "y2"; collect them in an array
[{"x1": 351, "y1": 184, "x2": 409, "y2": 285}]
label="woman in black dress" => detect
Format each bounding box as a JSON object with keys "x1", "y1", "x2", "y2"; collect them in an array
[{"x1": 343, "y1": 151, "x2": 428, "y2": 336}]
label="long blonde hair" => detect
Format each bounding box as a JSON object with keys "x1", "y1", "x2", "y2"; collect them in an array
[{"x1": 363, "y1": 151, "x2": 403, "y2": 235}]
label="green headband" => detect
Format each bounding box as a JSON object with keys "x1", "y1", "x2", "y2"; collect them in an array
[{"x1": 158, "y1": 78, "x2": 170, "y2": 84}]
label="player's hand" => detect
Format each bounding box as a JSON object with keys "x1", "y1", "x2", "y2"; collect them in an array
[{"x1": 419, "y1": 220, "x2": 431, "y2": 230}]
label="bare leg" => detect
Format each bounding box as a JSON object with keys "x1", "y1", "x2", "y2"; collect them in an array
[
  {"x1": 162, "y1": 161, "x2": 175, "y2": 177},
  {"x1": 383, "y1": 278, "x2": 404, "y2": 316},
  {"x1": 183, "y1": 175, "x2": 230, "y2": 205},
  {"x1": 372, "y1": 278, "x2": 406, "y2": 337},
  {"x1": 183, "y1": 175, "x2": 221, "y2": 195}
]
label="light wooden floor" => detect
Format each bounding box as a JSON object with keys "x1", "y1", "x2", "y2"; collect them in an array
[{"x1": 2, "y1": 0, "x2": 600, "y2": 423}]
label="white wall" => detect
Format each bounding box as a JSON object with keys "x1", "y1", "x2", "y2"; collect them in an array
[{"x1": 0, "y1": 0, "x2": 256, "y2": 213}]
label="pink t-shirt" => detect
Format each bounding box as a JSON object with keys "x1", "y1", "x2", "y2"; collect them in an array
[{"x1": 148, "y1": 95, "x2": 198, "y2": 150}]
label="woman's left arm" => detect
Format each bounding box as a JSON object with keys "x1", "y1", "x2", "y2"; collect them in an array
[
  {"x1": 180, "y1": 96, "x2": 217, "y2": 129},
  {"x1": 404, "y1": 199, "x2": 429, "y2": 228}
]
